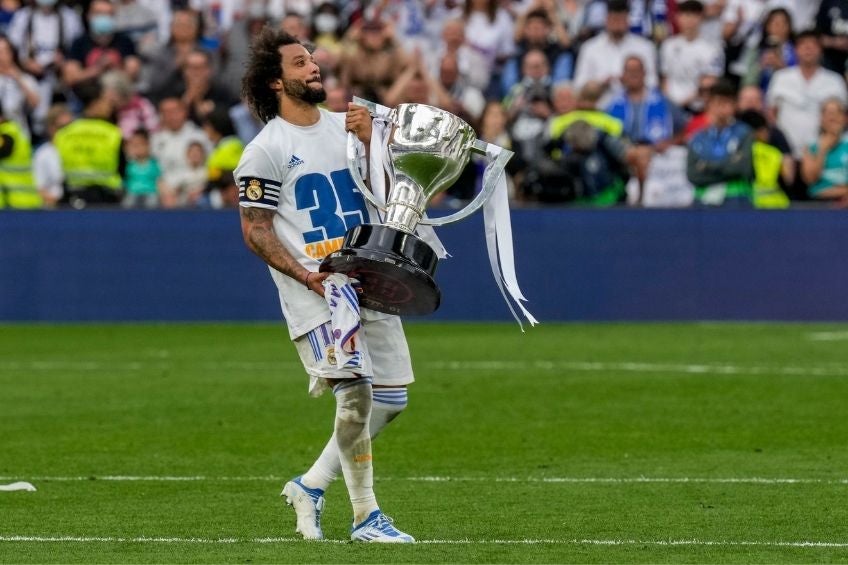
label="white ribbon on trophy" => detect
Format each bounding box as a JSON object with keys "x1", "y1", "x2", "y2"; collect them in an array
[{"x1": 348, "y1": 97, "x2": 537, "y2": 329}]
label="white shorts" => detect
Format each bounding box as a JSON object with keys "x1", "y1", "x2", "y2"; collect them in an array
[{"x1": 293, "y1": 314, "x2": 414, "y2": 396}]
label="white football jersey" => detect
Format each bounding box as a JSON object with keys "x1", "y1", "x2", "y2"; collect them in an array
[{"x1": 234, "y1": 109, "x2": 385, "y2": 339}]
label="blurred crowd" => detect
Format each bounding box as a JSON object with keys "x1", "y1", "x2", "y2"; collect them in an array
[{"x1": 0, "y1": 0, "x2": 847, "y2": 210}]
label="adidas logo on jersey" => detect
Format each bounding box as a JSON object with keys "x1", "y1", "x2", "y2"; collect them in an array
[{"x1": 287, "y1": 155, "x2": 305, "y2": 169}]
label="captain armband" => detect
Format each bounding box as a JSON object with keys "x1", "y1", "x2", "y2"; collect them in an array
[{"x1": 238, "y1": 176, "x2": 281, "y2": 208}]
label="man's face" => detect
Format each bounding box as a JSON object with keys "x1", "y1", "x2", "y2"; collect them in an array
[
  {"x1": 280, "y1": 43, "x2": 326, "y2": 104},
  {"x1": 795, "y1": 36, "x2": 822, "y2": 66},
  {"x1": 709, "y1": 95, "x2": 736, "y2": 124},
  {"x1": 524, "y1": 18, "x2": 550, "y2": 45},
  {"x1": 184, "y1": 53, "x2": 211, "y2": 83},
  {"x1": 621, "y1": 58, "x2": 645, "y2": 92},
  {"x1": 522, "y1": 51, "x2": 549, "y2": 81},
  {"x1": 606, "y1": 11, "x2": 629, "y2": 39},
  {"x1": 160, "y1": 99, "x2": 187, "y2": 130},
  {"x1": 737, "y1": 86, "x2": 763, "y2": 111}
]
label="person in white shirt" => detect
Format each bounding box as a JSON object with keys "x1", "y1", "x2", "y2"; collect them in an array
[
  {"x1": 661, "y1": 0, "x2": 724, "y2": 108},
  {"x1": 766, "y1": 29, "x2": 848, "y2": 157},
  {"x1": 151, "y1": 96, "x2": 212, "y2": 208},
  {"x1": 32, "y1": 103, "x2": 72, "y2": 207},
  {"x1": 235, "y1": 27, "x2": 416, "y2": 544},
  {"x1": 573, "y1": 0, "x2": 658, "y2": 94}
]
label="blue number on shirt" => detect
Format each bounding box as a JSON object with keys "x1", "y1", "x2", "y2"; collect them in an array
[
  {"x1": 331, "y1": 169, "x2": 368, "y2": 229},
  {"x1": 294, "y1": 169, "x2": 369, "y2": 244}
]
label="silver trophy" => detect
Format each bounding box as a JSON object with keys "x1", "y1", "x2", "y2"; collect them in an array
[{"x1": 320, "y1": 100, "x2": 513, "y2": 315}]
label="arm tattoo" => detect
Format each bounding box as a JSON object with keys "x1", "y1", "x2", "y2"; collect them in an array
[{"x1": 239, "y1": 206, "x2": 309, "y2": 284}]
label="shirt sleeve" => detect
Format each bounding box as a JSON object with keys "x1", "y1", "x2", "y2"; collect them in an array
[{"x1": 234, "y1": 143, "x2": 282, "y2": 210}]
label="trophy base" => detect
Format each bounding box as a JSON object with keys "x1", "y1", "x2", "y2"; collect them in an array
[{"x1": 319, "y1": 224, "x2": 441, "y2": 316}]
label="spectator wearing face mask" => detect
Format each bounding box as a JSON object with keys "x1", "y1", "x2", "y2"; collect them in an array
[{"x1": 63, "y1": 0, "x2": 141, "y2": 88}]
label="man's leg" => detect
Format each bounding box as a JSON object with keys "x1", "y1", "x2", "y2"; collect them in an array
[{"x1": 299, "y1": 385, "x2": 409, "y2": 491}]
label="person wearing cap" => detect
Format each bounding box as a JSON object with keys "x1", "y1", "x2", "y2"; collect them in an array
[{"x1": 338, "y1": 17, "x2": 408, "y2": 104}]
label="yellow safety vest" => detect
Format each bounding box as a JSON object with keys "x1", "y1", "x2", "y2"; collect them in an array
[
  {"x1": 549, "y1": 110, "x2": 623, "y2": 139},
  {"x1": 752, "y1": 141, "x2": 790, "y2": 209},
  {"x1": 0, "y1": 120, "x2": 42, "y2": 209},
  {"x1": 207, "y1": 136, "x2": 244, "y2": 182},
  {"x1": 54, "y1": 118, "x2": 123, "y2": 191}
]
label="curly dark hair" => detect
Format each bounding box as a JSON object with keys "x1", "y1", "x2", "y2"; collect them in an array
[{"x1": 241, "y1": 27, "x2": 302, "y2": 123}]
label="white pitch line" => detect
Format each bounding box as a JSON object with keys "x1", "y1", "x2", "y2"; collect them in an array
[
  {"x1": 2, "y1": 359, "x2": 848, "y2": 377},
  {"x1": 807, "y1": 331, "x2": 848, "y2": 342},
  {"x1": 1, "y1": 535, "x2": 847, "y2": 548},
  {"x1": 1, "y1": 475, "x2": 846, "y2": 485}
]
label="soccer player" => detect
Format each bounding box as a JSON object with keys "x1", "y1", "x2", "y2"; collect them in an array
[{"x1": 234, "y1": 28, "x2": 415, "y2": 543}]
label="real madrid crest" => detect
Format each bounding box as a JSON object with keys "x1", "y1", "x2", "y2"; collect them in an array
[
  {"x1": 326, "y1": 346, "x2": 337, "y2": 366},
  {"x1": 246, "y1": 179, "x2": 263, "y2": 201}
]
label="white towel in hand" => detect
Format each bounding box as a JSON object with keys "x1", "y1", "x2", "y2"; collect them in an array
[{"x1": 322, "y1": 273, "x2": 363, "y2": 372}]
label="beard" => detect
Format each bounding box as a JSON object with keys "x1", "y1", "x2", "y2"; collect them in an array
[{"x1": 283, "y1": 77, "x2": 327, "y2": 105}]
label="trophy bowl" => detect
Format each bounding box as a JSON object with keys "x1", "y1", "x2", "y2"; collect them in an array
[{"x1": 320, "y1": 102, "x2": 484, "y2": 315}]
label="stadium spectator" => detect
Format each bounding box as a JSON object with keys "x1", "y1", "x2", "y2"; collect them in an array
[
  {"x1": 687, "y1": 79, "x2": 754, "y2": 206},
  {"x1": 143, "y1": 9, "x2": 208, "y2": 101},
  {"x1": 152, "y1": 96, "x2": 211, "y2": 208},
  {"x1": 606, "y1": 55, "x2": 686, "y2": 148},
  {"x1": 462, "y1": 0, "x2": 515, "y2": 89},
  {"x1": 201, "y1": 106, "x2": 242, "y2": 208},
  {"x1": 501, "y1": 6, "x2": 573, "y2": 97},
  {"x1": 158, "y1": 48, "x2": 237, "y2": 124},
  {"x1": 736, "y1": 84, "x2": 796, "y2": 192},
  {"x1": 541, "y1": 118, "x2": 637, "y2": 205},
  {"x1": 279, "y1": 12, "x2": 310, "y2": 42},
  {"x1": 573, "y1": 0, "x2": 659, "y2": 95},
  {"x1": 101, "y1": 69, "x2": 158, "y2": 139},
  {"x1": 427, "y1": 18, "x2": 491, "y2": 92},
  {"x1": 660, "y1": 0, "x2": 724, "y2": 108},
  {"x1": 549, "y1": 81, "x2": 624, "y2": 141},
  {"x1": 0, "y1": 35, "x2": 40, "y2": 140},
  {"x1": 121, "y1": 128, "x2": 160, "y2": 208},
  {"x1": 800, "y1": 98, "x2": 848, "y2": 204},
  {"x1": 699, "y1": 0, "x2": 728, "y2": 43},
  {"x1": 477, "y1": 100, "x2": 521, "y2": 195},
  {"x1": 721, "y1": 0, "x2": 774, "y2": 85},
  {"x1": 191, "y1": 0, "x2": 244, "y2": 48},
  {"x1": 0, "y1": 101, "x2": 41, "y2": 209},
  {"x1": 504, "y1": 49, "x2": 554, "y2": 166},
  {"x1": 382, "y1": 51, "x2": 452, "y2": 109},
  {"x1": 683, "y1": 73, "x2": 719, "y2": 137},
  {"x1": 114, "y1": 0, "x2": 159, "y2": 54},
  {"x1": 32, "y1": 102, "x2": 72, "y2": 207},
  {"x1": 322, "y1": 80, "x2": 349, "y2": 113},
  {"x1": 550, "y1": 80, "x2": 577, "y2": 116},
  {"x1": 309, "y1": 2, "x2": 346, "y2": 73},
  {"x1": 6, "y1": 0, "x2": 82, "y2": 136},
  {"x1": 338, "y1": 18, "x2": 408, "y2": 104},
  {"x1": 54, "y1": 78, "x2": 124, "y2": 207},
  {"x1": 741, "y1": 7, "x2": 796, "y2": 91},
  {"x1": 160, "y1": 139, "x2": 207, "y2": 208},
  {"x1": 736, "y1": 108, "x2": 790, "y2": 207},
  {"x1": 435, "y1": 52, "x2": 486, "y2": 124},
  {"x1": 63, "y1": 0, "x2": 141, "y2": 88},
  {"x1": 816, "y1": 0, "x2": 848, "y2": 75},
  {"x1": 766, "y1": 29, "x2": 848, "y2": 158}
]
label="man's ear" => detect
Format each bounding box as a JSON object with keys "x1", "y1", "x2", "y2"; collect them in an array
[{"x1": 269, "y1": 78, "x2": 283, "y2": 92}]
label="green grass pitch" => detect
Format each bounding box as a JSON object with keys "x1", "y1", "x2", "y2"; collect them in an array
[{"x1": 1, "y1": 322, "x2": 848, "y2": 564}]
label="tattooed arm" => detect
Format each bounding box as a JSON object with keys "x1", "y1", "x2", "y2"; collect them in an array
[{"x1": 239, "y1": 206, "x2": 329, "y2": 295}]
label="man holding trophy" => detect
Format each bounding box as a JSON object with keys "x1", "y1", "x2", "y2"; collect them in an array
[{"x1": 236, "y1": 27, "x2": 533, "y2": 544}]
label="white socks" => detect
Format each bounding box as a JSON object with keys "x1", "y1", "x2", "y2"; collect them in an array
[
  {"x1": 328, "y1": 378, "x2": 376, "y2": 522},
  {"x1": 300, "y1": 386, "x2": 409, "y2": 519}
]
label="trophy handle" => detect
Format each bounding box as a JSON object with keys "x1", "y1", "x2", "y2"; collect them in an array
[
  {"x1": 347, "y1": 131, "x2": 388, "y2": 211},
  {"x1": 419, "y1": 140, "x2": 514, "y2": 226}
]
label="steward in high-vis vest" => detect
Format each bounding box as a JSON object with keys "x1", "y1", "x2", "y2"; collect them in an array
[
  {"x1": 54, "y1": 78, "x2": 123, "y2": 206},
  {"x1": 0, "y1": 112, "x2": 42, "y2": 209}
]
